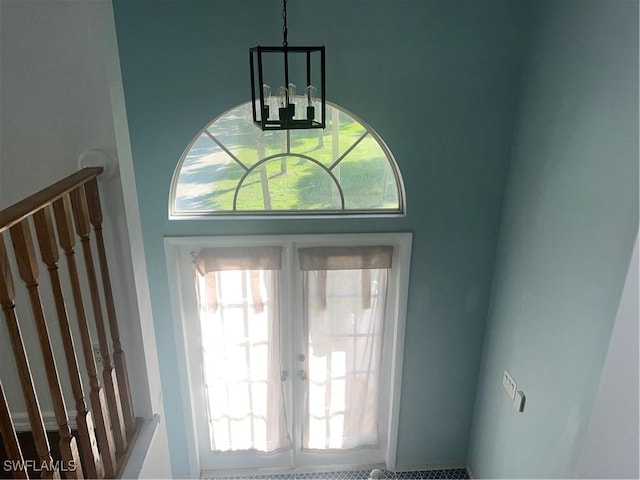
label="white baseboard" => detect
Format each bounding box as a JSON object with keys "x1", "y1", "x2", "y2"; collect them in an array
[{"x1": 466, "y1": 464, "x2": 477, "y2": 479}]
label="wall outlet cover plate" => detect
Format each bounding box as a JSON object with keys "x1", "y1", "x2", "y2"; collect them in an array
[{"x1": 502, "y1": 369, "x2": 517, "y2": 399}]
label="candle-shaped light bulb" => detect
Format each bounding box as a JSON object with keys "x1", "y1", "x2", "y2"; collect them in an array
[
  {"x1": 277, "y1": 86, "x2": 287, "y2": 107},
  {"x1": 305, "y1": 85, "x2": 317, "y2": 106},
  {"x1": 262, "y1": 84, "x2": 271, "y2": 120},
  {"x1": 305, "y1": 85, "x2": 317, "y2": 122},
  {"x1": 263, "y1": 84, "x2": 271, "y2": 102},
  {"x1": 277, "y1": 86, "x2": 289, "y2": 122},
  {"x1": 287, "y1": 83, "x2": 297, "y2": 119}
]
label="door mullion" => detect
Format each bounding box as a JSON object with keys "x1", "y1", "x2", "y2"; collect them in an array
[
  {"x1": 324, "y1": 351, "x2": 332, "y2": 449},
  {"x1": 280, "y1": 243, "x2": 296, "y2": 467},
  {"x1": 241, "y1": 271, "x2": 256, "y2": 449},
  {"x1": 290, "y1": 242, "x2": 306, "y2": 464},
  {"x1": 217, "y1": 271, "x2": 233, "y2": 450}
]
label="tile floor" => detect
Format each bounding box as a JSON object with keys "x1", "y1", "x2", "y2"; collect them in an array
[{"x1": 203, "y1": 467, "x2": 470, "y2": 479}]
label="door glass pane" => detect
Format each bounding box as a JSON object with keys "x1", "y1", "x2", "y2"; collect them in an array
[
  {"x1": 196, "y1": 269, "x2": 290, "y2": 453},
  {"x1": 302, "y1": 268, "x2": 388, "y2": 451}
]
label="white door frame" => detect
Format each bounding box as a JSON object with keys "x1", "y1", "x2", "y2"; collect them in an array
[{"x1": 164, "y1": 233, "x2": 412, "y2": 475}]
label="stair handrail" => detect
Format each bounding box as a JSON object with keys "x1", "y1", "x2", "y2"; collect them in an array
[
  {"x1": 0, "y1": 167, "x2": 103, "y2": 234},
  {"x1": 0, "y1": 167, "x2": 138, "y2": 479}
]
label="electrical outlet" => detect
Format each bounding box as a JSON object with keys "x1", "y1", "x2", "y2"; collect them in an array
[
  {"x1": 502, "y1": 369, "x2": 517, "y2": 399},
  {"x1": 92, "y1": 343, "x2": 103, "y2": 367}
]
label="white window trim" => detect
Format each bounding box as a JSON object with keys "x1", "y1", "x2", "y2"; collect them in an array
[
  {"x1": 164, "y1": 233, "x2": 411, "y2": 475},
  {"x1": 168, "y1": 101, "x2": 407, "y2": 220}
]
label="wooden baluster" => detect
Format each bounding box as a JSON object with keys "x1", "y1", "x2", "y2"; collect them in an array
[
  {"x1": 33, "y1": 206, "x2": 104, "y2": 479},
  {"x1": 69, "y1": 188, "x2": 127, "y2": 456},
  {"x1": 83, "y1": 180, "x2": 136, "y2": 435},
  {"x1": 9, "y1": 219, "x2": 83, "y2": 479},
  {"x1": 52, "y1": 196, "x2": 117, "y2": 478},
  {"x1": 0, "y1": 378, "x2": 28, "y2": 479},
  {"x1": 0, "y1": 235, "x2": 60, "y2": 480}
]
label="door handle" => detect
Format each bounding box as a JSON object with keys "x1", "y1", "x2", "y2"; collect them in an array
[
  {"x1": 297, "y1": 369, "x2": 307, "y2": 381},
  {"x1": 281, "y1": 370, "x2": 289, "y2": 381}
]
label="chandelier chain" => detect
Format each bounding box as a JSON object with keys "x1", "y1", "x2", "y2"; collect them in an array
[{"x1": 282, "y1": 0, "x2": 288, "y2": 47}]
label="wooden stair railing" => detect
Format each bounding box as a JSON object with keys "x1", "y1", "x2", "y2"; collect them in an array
[
  {"x1": 0, "y1": 379, "x2": 27, "y2": 479},
  {"x1": 69, "y1": 188, "x2": 127, "y2": 458},
  {"x1": 0, "y1": 168, "x2": 138, "y2": 479},
  {"x1": 33, "y1": 206, "x2": 103, "y2": 480},
  {"x1": 84, "y1": 182, "x2": 136, "y2": 437},
  {"x1": 51, "y1": 196, "x2": 112, "y2": 479}
]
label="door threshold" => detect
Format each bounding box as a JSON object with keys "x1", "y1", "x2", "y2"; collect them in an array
[{"x1": 201, "y1": 463, "x2": 386, "y2": 479}]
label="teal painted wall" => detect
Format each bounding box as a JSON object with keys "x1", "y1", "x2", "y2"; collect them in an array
[
  {"x1": 111, "y1": 0, "x2": 527, "y2": 475},
  {"x1": 468, "y1": 1, "x2": 638, "y2": 478}
]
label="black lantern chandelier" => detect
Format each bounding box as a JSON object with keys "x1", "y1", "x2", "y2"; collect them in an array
[{"x1": 249, "y1": 0, "x2": 326, "y2": 130}]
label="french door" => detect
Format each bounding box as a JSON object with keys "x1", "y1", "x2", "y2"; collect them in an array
[{"x1": 169, "y1": 234, "x2": 411, "y2": 474}]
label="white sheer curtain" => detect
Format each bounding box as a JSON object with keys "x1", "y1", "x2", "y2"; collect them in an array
[
  {"x1": 194, "y1": 247, "x2": 291, "y2": 453},
  {"x1": 298, "y1": 246, "x2": 392, "y2": 451}
]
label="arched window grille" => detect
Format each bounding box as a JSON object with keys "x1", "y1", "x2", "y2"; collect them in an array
[{"x1": 170, "y1": 101, "x2": 405, "y2": 218}]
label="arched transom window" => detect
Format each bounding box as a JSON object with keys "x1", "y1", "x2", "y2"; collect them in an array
[{"x1": 170, "y1": 102, "x2": 405, "y2": 217}]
